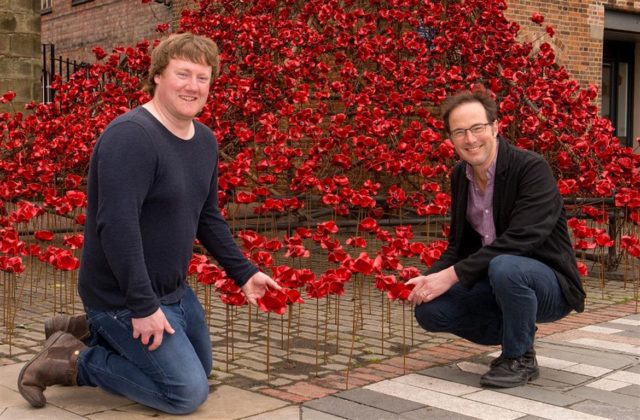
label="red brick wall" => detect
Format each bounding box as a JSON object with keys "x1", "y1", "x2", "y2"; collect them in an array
[
  {"x1": 41, "y1": 0, "x2": 174, "y2": 63},
  {"x1": 504, "y1": 0, "x2": 602, "y2": 90},
  {"x1": 505, "y1": 1, "x2": 640, "y2": 92}
]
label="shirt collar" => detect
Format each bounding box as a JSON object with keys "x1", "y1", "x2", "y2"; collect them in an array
[{"x1": 465, "y1": 152, "x2": 498, "y2": 184}]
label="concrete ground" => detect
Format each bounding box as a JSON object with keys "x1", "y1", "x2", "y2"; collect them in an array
[{"x1": 0, "y1": 273, "x2": 638, "y2": 419}]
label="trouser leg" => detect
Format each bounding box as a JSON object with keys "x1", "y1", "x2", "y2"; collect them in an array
[
  {"x1": 76, "y1": 288, "x2": 210, "y2": 415},
  {"x1": 489, "y1": 255, "x2": 572, "y2": 358},
  {"x1": 415, "y1": 277, "x2": 502, "y2": 345}
]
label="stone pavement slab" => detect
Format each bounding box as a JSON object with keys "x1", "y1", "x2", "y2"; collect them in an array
[
  {"x1": 303, "y1": 313, "x2": 640, "y2": 420},
  {"x1": 334, "y1": 388, "x2": 424, "y2": 413}
]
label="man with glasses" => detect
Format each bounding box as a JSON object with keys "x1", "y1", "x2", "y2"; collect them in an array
[{"x1": 407, "y1": 88, "x2": 585, "y2": 388}]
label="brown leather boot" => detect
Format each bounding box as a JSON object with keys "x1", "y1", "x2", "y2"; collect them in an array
[
  {"x1": 18, "y1": 331, "x2": 86, "y2": 408},
  {"x1": 44, "y1": 313, "x2": 90, "y2": 342}
]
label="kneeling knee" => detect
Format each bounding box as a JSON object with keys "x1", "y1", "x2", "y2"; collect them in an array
[
  {"x1": 488, "y1": 255, "x2": 521, "y2": 286},
  {"x1": 166, "y1": 376, "x2": 209, "y2": 415},
  {"x1": 414, "y1": 303, "x2": 451, "y2": 333}
]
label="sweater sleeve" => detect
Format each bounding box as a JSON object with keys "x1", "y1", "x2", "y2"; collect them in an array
[
  {"x1": 196, "y1": 143, "x2": 258, "y2": 287},
  {"x1": 94, "y1": 122, "x2": 160, "y2": 317}
]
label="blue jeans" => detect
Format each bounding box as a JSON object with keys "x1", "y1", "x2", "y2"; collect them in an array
[
  {"x1": 415, "y1": 255, "x2": 572, "y2": 358},
  {"x1": 76, "y1": 287, "x2": 211, "y2": 414}
]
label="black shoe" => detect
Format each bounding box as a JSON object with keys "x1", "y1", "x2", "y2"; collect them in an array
[
  {"x1": 490, "y1": 347, "x2": 537, "y2": 368},
  {"x1": 481, "y1": 350, "x2": 539, "y2": 388}
]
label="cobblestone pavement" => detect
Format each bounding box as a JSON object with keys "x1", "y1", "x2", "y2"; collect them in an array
[{"x1": 0, "y1": 267, "x2": 637, "y2": 418}]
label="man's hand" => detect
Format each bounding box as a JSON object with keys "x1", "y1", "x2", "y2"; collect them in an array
[
  {"x1": 406, "y1": 266, "x2": 459, "y2": 305},
  {"x1": 131, "y1": 308, "x2": 175, "y2": 351},
  {"x1": 241, "y1": 272, "x2": 281, "y2": 306}
]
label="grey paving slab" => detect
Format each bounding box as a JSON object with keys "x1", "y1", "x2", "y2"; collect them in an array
[
  {"x1": 301, "y1": 406, "x2": 346, "y2": 419},
  {"x1": 535, "y1": 366, "x2": 592, "y2": 386},
  {"x1": 334, "y1": 388, "x2": 424, "y2": 413},
  {"x1": 304, "y1": 396, "x2": 400, "y2": 420},
  {"x1": 401, "y1": 405, "x2": 477, "y2": 419},
  {"x1": 566, "y1": 385, "x2": 640, "y2": 410},
  {"x1": 535, "y1": 343, "x2": 636, "y2": 370},
  {"x1": 570, "y1": 399, "x2": 640, "y2": 420},
  {"x1": 414, "y1": 365, "x2": 481, "y2": 388},
  {"x1": 625, "y1": 365, "x2": 640, "y2": 374},
  {"x1": 615, "y1": 383, "x2": 640, "y2": 397},
  {"x1": 615, "y1": 329, "x2": 640, "y2": 339},
  {"x1": 243, "y1": 405, "x2": 301, "y2": 419},
  {"x1": 495, "y1": 383, "x2": 584, "y2": 407}
]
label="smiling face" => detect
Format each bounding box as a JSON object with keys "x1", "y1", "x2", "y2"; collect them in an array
[
  {"x1": 448, "y1": 101, "x2": 499, "y2": 174},
  {"x1": 152, "y1": 57, "x2": 211, "y2": 122}
]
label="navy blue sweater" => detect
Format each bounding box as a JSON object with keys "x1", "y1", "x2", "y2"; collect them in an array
[{"x1": 78, "y1": 107, "x2": 258, "y2": 317}]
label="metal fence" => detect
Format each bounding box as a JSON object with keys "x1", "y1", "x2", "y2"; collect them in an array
[{"x1": 41, "y1": 44, "x2": 90, "y2": 103}]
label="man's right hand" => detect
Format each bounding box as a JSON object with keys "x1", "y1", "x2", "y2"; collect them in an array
[{"x1": 131, "y1": 308, "x2": 175, "y2": 351}]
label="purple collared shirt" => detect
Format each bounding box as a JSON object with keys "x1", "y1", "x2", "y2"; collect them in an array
[{"x1": 466, "y1": 158, "x2": 497, "y2": 246}]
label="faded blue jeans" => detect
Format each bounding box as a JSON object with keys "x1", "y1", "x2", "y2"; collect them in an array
[
  {"x1": 76, "y1": 287, "x2": 211, "y2": 414},
  {"x1": 415, "y1": 255, "x2": 572, "y2": 358}
]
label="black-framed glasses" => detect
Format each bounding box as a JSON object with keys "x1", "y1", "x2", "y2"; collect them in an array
[{"x1": 450, "y1": 122, "x2": 492, "y2": 141}]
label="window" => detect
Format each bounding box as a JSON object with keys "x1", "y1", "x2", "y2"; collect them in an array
[
  {"x1": 71, "y1": 0, "x2": 94, "y2": 5},
  {"x1": 40, "y1": 0, "x2": 52, "y2": 14}
]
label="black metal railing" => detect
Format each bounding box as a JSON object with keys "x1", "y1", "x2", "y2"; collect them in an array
[{"x1": 41, "y1": 44, "x2": 90, "y2": 103}]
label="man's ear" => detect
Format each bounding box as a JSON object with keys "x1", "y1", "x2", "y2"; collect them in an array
[{"x1": 491, "y1": 120, "x2": 499, "y2": 137}]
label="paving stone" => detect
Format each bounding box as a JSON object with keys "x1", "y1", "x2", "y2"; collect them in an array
[
  {"x1": 301, "y1": 406, "x2": 345, "y2": 419},
  {"x1": 43, "y1": 385, "x2": 134, "y2": 415},
  {"x1": 615, "y1": 383, "x2": 640, "y2": 398},
  {"x1": 567, "y1": 385, "x2": 640, "y2": 410},
  {"x1": 233, "y1": 367, "x2": 270, "y2": 382},
  {"x1": 415, "y1": 365, "x2": 481, "y2": 388},
  {"x1": 569, "y1": 399, "x2": 640, "y2": 420},
  {"x1": 495, "y1": 383, "x2": 584, "y2": 407},
  {"x1": 0, "y1": 363, "x2": 22, "y2": 392},
  {"x1": 391, "y1": 373, "x2": 478, "y2": 396},
  {"x1": 579, "y1": 325, "x2": 624, "y2": 334},
  {"x1": 401, "y1": 406, "x2": 477, "y2": 420},
  {"x1": 536, "y1": 366, "x2": 591, "y2": 386},
  {"x1": 466, "y1": 390, "x2": 609, "y2": 420},
  {"x1": 535, "y1": 342, "x2": 636, "y2": 369},
  {"x1": 243, "y1": 404, "x2": 300, "y2": 420},
  {"x1": 586, "y1": 378, "x2": 629, "y2": 391},
  {"x1": 366, "y1": 380, "x2": 523, "y2": 420},
  {"x1": 2, "y1": 404, "x2": 88, "y2": 419},
  {"x1": 607, "y1": 370, "x2": 640, "y2": 385},
  {"x1": 0, "y1": 385, "x2": 23, "y2": 408},
  {"x1": 334, "y1": 388, "x2": 424, "y2": 413},
  {"x1": 304, "y1": 395, "x2": 401, "y2": 420},
  {"x1": 568, "y1": 338, "x2": 640, "y2": 356},
  {"x1": 562, "y1": 364, "x2": 612, "y2": 377}
]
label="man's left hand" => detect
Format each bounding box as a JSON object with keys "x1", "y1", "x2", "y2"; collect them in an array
[
  {"x1": 241, "y1": 272, "x2": 281, "y2": 306},
  {"x1": 406, "y1": 266, "x2": 459, "y2": 305}
]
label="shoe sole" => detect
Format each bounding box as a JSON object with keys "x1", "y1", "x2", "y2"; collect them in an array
[
  {"x1": 480, "y1": 369, "x2": 540, "y2": 388},
  {"x1": 17, "y1": 331, "x2": 65, "y2": 408}
]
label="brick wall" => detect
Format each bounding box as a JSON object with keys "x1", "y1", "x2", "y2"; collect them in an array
[
  {"x1": 41, "y1": 0, "x2": 173, "y2": 63},
  {"x1": 0, "y1": 0, "x2": 41, "y2": 112},
  {"x1": 504, "y1": 0, "x2": 604, "y2": 90},
  {"x1": 504, "y1": 1, "x2": 640, "y2": 91}
]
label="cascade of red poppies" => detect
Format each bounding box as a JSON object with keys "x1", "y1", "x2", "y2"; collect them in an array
[{"x1": 0, "y1": 0, "x2": 639, "y2": 315}]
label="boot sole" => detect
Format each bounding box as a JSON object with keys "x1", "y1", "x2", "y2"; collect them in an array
[
  {"x1": 17, "y1": 331, "x2": 66, "y2": 408},
  {"x1": 480, "y1": 368, "x2": 540, "y2": 388}
]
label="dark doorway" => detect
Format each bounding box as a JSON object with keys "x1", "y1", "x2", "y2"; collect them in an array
[{"x1": 602, "y1": 40, "x2": 635, "y2": 147}]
